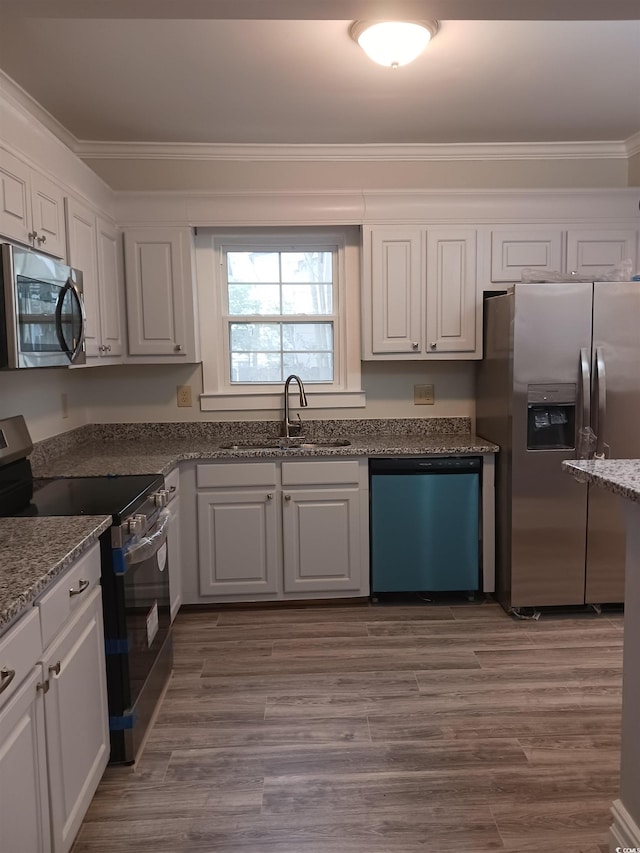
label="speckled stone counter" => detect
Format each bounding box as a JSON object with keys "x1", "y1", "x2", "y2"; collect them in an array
[
  {"x1": 0, "y1": 516, "x2": 111, "y2": 634},
  {"x1": 30, "y1": 418, "x2": 497, "y2": 478},
  {"x1": 562, "y1": 459, "x2": 640, "y2": 504}
]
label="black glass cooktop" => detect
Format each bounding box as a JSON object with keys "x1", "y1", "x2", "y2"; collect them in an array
[{"x1": 18, "y1": 474, "x2": 164, "y2": 523}]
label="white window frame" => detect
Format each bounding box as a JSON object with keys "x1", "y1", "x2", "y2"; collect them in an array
[{"x1": 196, "y1": 227, "x2": 364, "y2": 412}]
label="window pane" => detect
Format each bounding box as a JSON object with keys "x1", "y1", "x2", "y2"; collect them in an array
[
  {"x1": 228, "y1": 283, "x2": 280, "y2": 315},
  {"x1": 227, "y1": 252, "x2": 279, "y2": 283},
  {"x1": 231, "y1": 352, "x2": 282, "y2": 382},
  {"x1": 283, "y1": 352, "x2": 334, "y2": 381},
  {"x1": 282, "y1": 323, "x2": 333, "y2": 352},
  {"x1": 281, "y1": 252, "x2": 332, "y2": 283},
  {"x1": 230, "y1": 323, "x2": 281, "y2": 352},
  {"x1": 282, "y1": 283, "x2": 332, "y2": 315}
]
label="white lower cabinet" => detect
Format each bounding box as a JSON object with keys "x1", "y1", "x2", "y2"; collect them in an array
[
  {"x1": 41, "y1": 585, "x2": 109, "y2": 853},
  {"x1": 0, "y1": 609, "x2": 50, "y2": 853},
  {"x1": 196, "y1": 459, "x2": 369, "y2": 601},
  {"x1": 0, "y1": 542, "x2": 109, "y2": 853}
]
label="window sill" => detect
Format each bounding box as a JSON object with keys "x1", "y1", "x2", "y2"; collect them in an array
[{"x1": 200, "y1": 388, "x2": 366, "y2": 412}]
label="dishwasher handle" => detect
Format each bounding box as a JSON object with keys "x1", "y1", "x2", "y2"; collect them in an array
[{"x1": 370, "y1": 456, "x2": 482, "y2": 475}]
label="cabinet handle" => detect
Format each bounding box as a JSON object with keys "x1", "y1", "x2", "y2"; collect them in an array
[
  {"x1": 411, "y1": 341, "x2": 419, "y2": 349},
  {"x1": 37, "y1": 680, "x2": 50, "y2": 694},
  {"x1": 48, "y1": 661, "x2": 61, "y2": 677},
  {"x1": 284, "y1": 494, "x2": 291, "y2": 501},
  {"x1": 0, "y1": 667, "x2": 16, "y2": 695},
  {"x1": 36, "y1": 234, "x2": 47, "y2": 245},
  {"x1": 266, "y1": 493, "x2": 273, "y2": 500},
  {"x1": 169, "y1": 485, "x2": 177, "y2": 493},
  {"x1": 174, "y1": 344, "x2": 182, "y2": 352},
  {"x1": 69, "y1": 578, "x2": 90, "y2": 597},
  {"x1": 430, "y1": 342, "x2": 437, "y2": 350},
  {"x1": 28, "y1": 230, "x2": 38, "y2": 243}
]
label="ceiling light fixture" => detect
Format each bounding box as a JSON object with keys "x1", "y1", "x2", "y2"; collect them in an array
[{"x1": 350, "y1": 20, "x2": 439, "y2": 68}]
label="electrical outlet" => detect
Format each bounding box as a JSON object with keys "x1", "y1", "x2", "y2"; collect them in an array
[
  {"x1": 61, "y1": 392, "x2": 69, "y2": 419},
  {"x1": 414, "y1": 384, "x2": 435, "y2": 405},
  {"x1": 176, "y1": 385, "x2": 193, "y2": 407}
]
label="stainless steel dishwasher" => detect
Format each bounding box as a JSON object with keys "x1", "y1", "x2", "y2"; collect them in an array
[{"x1": 370, "y1": 456, "x2": 481, "y2": 595}]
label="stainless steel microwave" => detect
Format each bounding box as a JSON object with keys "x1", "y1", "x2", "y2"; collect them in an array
[{"x1": 0, "y1": 243, "x2": 86, "y2": 368}]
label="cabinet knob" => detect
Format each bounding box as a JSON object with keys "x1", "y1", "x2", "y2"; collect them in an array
[
  {"x1": 106, "y1": 344, "x2": 112, "y2": 352},
  {"x1": 175, "y1": 344, "x2": 182, "y2": 352},
  {"x1": 430, "y1": 342, "x2": 437, "y2": 350},
  {"x1": 266, "y1": 493, "x2": 273, "y2": 500},
  {"x1": 284, "y1": 494, "x2": 291, "y2": 501},
  {"x1": 48, "y1": 661, "x2": 61, "y2": 677},
  {"x1": 36, "y1": 234, "x2": 47, "y2": 245},
  {"x1": 36, "y1": 680, "x2": 50, "y2": 694},
  {"x1": 411, "y1": 341, "x2": 419, "y2": 350}
]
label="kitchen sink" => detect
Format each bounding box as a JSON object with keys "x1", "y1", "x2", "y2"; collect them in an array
[{"x1": 219, "y1": 439, "x2": 351, "y2": 450}]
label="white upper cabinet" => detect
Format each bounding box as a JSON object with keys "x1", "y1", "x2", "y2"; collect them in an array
[
  {"x1": 123, "y1": 227, "x2": 199, "y2": 362},
  {"x1": 65, "y1": 197, "x2": 124, "y2": 363},
  {"x1": 566, "y1": 229, "x2": 638, "y2": 276},
  {"x1": 0, "y1": 148, "x2": 66, "y2": 259},
  {"x1": 363, "y1": 226, "x2": 480, "y2": 359},
  {"x1": 490, "y1": 230, "x2": 563, "y2": 283},
  {"x1": 426, "y1": 229, "x2": 477, "y2": 354},
  {"x1": 489, "y1": 226, "x2": 639, "y2": 284}
]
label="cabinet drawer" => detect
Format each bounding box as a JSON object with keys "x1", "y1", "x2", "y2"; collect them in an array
[
  {"x1": 37, "y1": 542, "x2": 101, "y2": 649},
  {"x1": 197, "y1": 462, "x2": 277, "y2": 489},
  {"x1": 281, "y1": 460, "x2": 360, "y2": 486},
  {"x1": 0, "y1": 607, "x2": 42, "y2": 708}
]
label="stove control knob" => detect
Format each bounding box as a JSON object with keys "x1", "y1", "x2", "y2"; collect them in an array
[
  {"x1": 126, "y1": 514, "x2": 146, "y2": 537},
  {"x1": 151, "y1": 490, "x2": 169, "y2": 508}
]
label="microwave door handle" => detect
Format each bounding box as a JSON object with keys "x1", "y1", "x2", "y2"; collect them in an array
[
  {"x1": 577, "y1": 347, "x2": 591, "y2": 459},
  {"x1": 594, "y1": 346, "x2": 608, "y2": 459},
  {"x1": 55, "y1": 278, "x2": 86, "y2": 363}
]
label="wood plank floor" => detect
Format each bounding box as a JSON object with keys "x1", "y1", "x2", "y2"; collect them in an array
[{"x1": 72, "y1": 600, "x2": 623, "y2": 853}]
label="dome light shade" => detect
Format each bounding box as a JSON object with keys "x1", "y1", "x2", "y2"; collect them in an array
[{"x1": 350, "y1": 20, "x2": 438, "y2": 68}]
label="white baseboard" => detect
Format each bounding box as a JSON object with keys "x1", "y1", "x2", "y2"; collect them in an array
[{"x1": 610, "y1": 799, "x2": 640, "y2": 851}]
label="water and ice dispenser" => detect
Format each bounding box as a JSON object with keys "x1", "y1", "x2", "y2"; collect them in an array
[{"x1": 526, "y1": 384, "x2": 576, "y2": 450}]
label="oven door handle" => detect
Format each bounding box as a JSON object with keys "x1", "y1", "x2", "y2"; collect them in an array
[{"x1": 123, "y1": 510, "x2": 170, "y2": 568}]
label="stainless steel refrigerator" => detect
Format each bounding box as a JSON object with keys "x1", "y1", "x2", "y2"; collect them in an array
[{"x1": 476, "y1": 281, "x2": 640, "y2": 612}]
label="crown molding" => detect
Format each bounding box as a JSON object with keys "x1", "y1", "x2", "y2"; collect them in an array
[
  {"x1": 1, "y1": 68, "x2": 636, "y2": 165},
  {"x1": 77, "y1": 139, "x2": 631, "y2": 162},
  {"x1": 0, "y1": 69, "x2": 78, "y2": 153},
  {"x1": 626, "y1": 130, "x2": 640, "y2": 157}
]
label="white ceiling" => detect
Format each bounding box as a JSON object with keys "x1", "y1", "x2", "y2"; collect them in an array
[{"x1": 0, "y1": 2, "x2": 639, "y2": 149}]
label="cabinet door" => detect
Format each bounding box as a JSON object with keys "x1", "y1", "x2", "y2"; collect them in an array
[
  {"x1": 124, "y1": 228, "x2": 194, "y2": 358},
  {"x1": 65, "y1": 197, "x2": 100, "y2": 358},
  {"x1": 426, "y1": 229, "x2": 478, "y2": 354},
  {"x1": 0, "y1": 667, "x2": 51, "y2": 853},
  {"x1": 42, "y1": 586, "x2": 109, "y2": 853},
  {"x1": 197, "y1": 490, "x2": 279, "y2": 596},
  {"x1": 490, "y1": 229, "x2": 562, "y2": 282},
  {"x1": 0, "y1": 147, "x2": 31, "y2": 245},
  {"x1": 566, "y1": 229, "x2": 638, "y2": 276},
  {"x1": 367, "y1": 227, "x2": 423, "y2": 355},
  {"x1": 282, "y1": 487, "x2": 361, "y2": 593},
  {"x1": 96, "y1": 217, "x2": 125, "y2": 358},
  {"x1": 30, "y1": 172, "x2": 66, "y2": 259}
]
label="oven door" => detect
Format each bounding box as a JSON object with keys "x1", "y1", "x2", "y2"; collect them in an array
[
  {"x1": 103, "y1": 509, "x2": 172, "y2": 763},
  {"x1": 1, "y1": 243, "x2": 86, "y2": 368}
]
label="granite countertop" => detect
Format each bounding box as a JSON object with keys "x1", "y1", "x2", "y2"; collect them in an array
[
  {"x1": 563, "y1": 459, "x2": 640, "y2": 505},
  {"x1": 0, "y1": 516, "x2": 112, "y2": 634},
  {"x1": 31, "y1": 430, "x2": 497, "y2": 478}
]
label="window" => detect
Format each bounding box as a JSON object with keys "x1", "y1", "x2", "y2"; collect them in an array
[
  {"x1": 196, "y1": 227, "x2": 364, "y2": 412},
  {"x1": 227, "y1": 249, "x2": 334, "y2": 383}
]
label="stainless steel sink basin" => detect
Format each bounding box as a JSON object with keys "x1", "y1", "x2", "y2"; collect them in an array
[{"x1": 220, "y1": 439, "x2": 351, "y2": 450}]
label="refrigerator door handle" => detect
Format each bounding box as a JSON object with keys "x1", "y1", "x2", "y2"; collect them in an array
[
  {"x1": 577, "y1": 347, "x2": 592, "y2": 459},
  {"x1": 594, "y1": 346, "x2": 608, "y2": 459}
]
